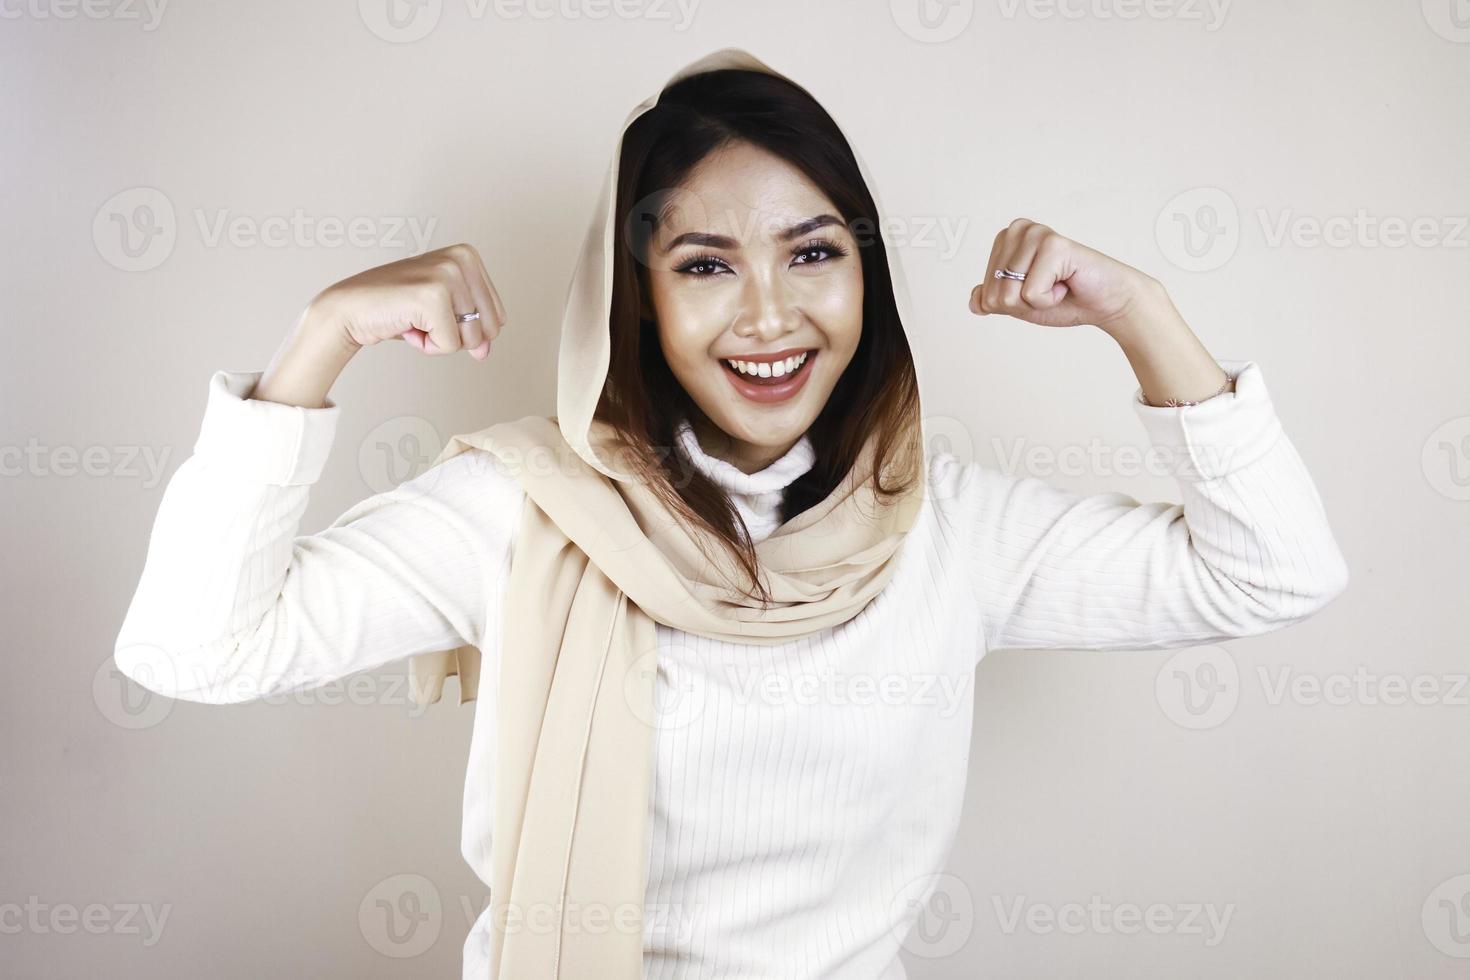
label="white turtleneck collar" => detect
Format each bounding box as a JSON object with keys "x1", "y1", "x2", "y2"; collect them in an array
[{"x1": 672, "y1": 417, "x2": 816, "y2": 544}]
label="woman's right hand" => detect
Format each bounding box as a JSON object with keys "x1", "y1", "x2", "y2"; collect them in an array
[{"x1": 308, "y1": 242, "x2": 509, "y2": 359}]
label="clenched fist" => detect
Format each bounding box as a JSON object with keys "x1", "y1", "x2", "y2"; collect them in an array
[
  {"x1": 969, "y1": 219, "x2": 1157, "y2": 334},
  {"x1": 308, "y1": 242, "x2": 509, "y2": 359}
]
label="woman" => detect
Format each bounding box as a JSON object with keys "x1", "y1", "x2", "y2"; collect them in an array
[{"x1": 114, "y1": 47, "x2": 1349, "y2": 980}]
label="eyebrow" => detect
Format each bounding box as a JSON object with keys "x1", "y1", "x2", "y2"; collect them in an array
[{"x1": 659, "y1": 213, "x2": 846, "y2": 253}]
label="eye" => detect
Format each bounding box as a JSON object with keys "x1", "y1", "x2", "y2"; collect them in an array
[
  {"x1": 674, "y1": 254, "x2": 732, "y2": 277},
  {"x1": 792, "y1": 237, "x2": 849, "y2": 266}
]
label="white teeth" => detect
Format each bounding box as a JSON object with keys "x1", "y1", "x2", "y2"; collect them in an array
[{"x1": 723, "y1": 351, "x2": 809, "y2": 378}]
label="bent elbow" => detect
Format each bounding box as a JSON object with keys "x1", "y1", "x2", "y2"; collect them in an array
[
  {"x1": 1247, "y1": 552, "x2": 1351, "y2": 630},
  {"x1": 1303, "y1": 552, "x2": 1351, "y2": 615},
  {"x1": 1200, "y1": 544, "x2": 1350, "y2": 639},
  {"x1": 1322, "y1": 551, "x2": 1350, "y2": 600},
  {"x1": 112, "y1": 637, "x2": 265, "y2": 706}
]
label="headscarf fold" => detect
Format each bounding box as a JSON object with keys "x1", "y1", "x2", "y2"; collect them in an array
[{"x1": 408, "y1": 46, "x2": 930, "y2": 979}]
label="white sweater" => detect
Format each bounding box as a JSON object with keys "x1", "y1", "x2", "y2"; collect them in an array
[{"x1": 114, "y1": 357, "x2": 1349, "y2": 979}]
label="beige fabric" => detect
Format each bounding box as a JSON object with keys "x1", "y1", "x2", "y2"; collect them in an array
[{"x1": 407, "y1": 46, "x2": 931, "y2": 979}]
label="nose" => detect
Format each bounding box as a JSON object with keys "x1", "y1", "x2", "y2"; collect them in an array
[{"x1": 733, "y1": 266, "x2": 800, "y2": 343}]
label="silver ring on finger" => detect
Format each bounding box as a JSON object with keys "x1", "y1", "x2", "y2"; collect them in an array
[
  {"x1": 455, "y1": 311, "x2": 481, "y2": 324},
  {"x1": 993, "y1": 268, "x2": 1027, "y2": 282}
]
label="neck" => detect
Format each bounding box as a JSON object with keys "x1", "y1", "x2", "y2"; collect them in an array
[{"x1": 690, "y1": 414, "x2": 797, "y2": 475}]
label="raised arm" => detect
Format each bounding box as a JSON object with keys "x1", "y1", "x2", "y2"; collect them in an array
[
  {"x1": 113, "y1": 244, "x2": 516, "y2": 703},
  {"x1": 954, "y1": 219, "x2": 1349, "y2": 656}
]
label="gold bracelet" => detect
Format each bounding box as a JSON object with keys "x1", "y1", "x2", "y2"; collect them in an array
[{"x1": 1139, "y1": 372, "x2": 1234, "y2": 408}]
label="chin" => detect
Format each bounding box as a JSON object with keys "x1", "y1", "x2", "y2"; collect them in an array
[
  {"x1": 712, "y1": 391, "x2": 823, "y2": 443},
  {"x1": 728, "y1": 415, "x2": 808, "y2": 448}
]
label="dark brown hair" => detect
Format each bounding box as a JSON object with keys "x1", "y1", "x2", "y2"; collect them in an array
[{"x1": 596, "y1": 67, "x2": 921, "y2": 605}]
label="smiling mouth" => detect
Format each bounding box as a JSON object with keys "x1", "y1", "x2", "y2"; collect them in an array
[
  {"x1": 718, "y1": 349, "x2": 817, "y2": 404},
  {"x1": 720, "y1": 350, "x2": 812, "y2": 384}
]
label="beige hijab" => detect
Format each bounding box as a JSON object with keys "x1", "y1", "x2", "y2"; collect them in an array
[{"x1": 408, "y1": 47, "x2": 931, "y2": 979}]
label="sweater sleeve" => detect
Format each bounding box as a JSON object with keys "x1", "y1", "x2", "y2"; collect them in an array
[
  {"x1": 934, "y1": 359, "x2": 1350, "y2": 658},
  {"x1": 112, "y1": 369, "x2": 525, "y2": 704}
]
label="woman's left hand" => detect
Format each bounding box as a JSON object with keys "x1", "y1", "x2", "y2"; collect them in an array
[{"x1": 969, "y1": 218, "x2": 1158, "y2": 334}]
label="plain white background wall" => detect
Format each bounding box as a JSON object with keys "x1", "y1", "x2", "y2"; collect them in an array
[{"x1": 3, "y1": 1, "x2": 1466, "y2": 976}]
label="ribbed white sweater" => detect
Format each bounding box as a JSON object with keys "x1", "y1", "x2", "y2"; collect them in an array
[{"x1": 114, "y1": 357, "x2": 1349, "y2": 979}]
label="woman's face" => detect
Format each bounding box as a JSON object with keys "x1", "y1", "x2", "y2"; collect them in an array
[{"x1": 645, "y1": 140, "x2": 863, "y2": 474}]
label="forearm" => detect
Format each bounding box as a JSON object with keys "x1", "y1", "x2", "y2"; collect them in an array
[
  {"x1": 252, "y1": 308, "x2": 361, "y2": 409},
  {"x1": 1100, "y1": 279, "x2": 1234, "y2": 406}
]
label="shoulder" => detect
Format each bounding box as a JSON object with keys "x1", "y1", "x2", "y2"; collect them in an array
[
  {"x1": 918, "y1": 450, "x2": 982, "y2": 550},
  {"x1": 925, "y1": 449, "x2": 968, "y2": 490},
  {"x1": 923, "y1": 449, "x2": 981, "y2": 515},
  {"x1": 921, "y1": 447, "x2": 1041, "y2": 533}
]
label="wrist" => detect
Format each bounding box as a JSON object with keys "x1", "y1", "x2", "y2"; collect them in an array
[
  {"x1": 1096, "y1": 275, "x2": 1173, "y2": 346},
  {"x1": 254, "y1": 308, "x2": 358, "y2": 409},
  {"x1": 289, "y1": 311, "x2": 360, "y2": 381},
  {"x1": 299, "y1": 293, "x2": 362, "y2": 356}
]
